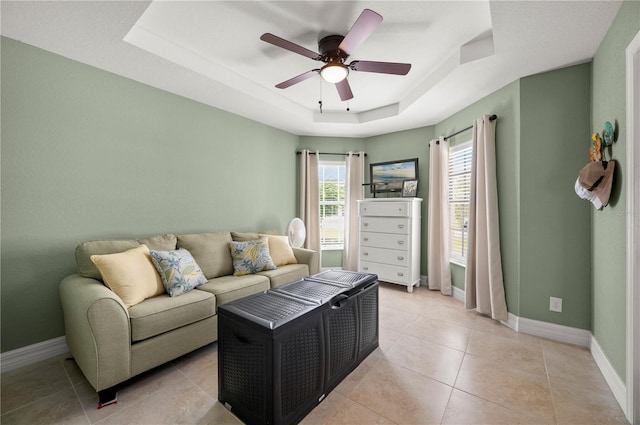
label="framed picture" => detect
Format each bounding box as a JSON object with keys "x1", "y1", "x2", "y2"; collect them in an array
[
  {"x1": 369, "y1": 158, "x2": 418, "y2": 194},
  {"x1": 402, "y1": 179, "x2": 418, "y2": 197}
]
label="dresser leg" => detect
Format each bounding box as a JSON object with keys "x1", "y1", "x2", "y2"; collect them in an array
[{"x1": 407, "y1": 285, "x2": 413, "y2": 293}]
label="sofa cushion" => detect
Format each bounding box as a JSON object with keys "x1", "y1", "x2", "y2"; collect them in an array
[
  {"x1": 90, "y1": 245, "x2": 166, "y2": 308},
  {"x1": 76, "y1": 234, "x2": 177, "y2": 280},
  {"x1": 128, "y1": 290, "x2": 216, "y2": 342},
  {"x1": 77, "y1": 239, "x2": 140, "y2": 280},
  {"x1": 138, "y1": 234, "x2": 177, "y2": 251},
  {"x1": 229, "y1": 237, "x2": 277, "y2": 276},
  {"x1": 149, "y1": 249, "x2": 207, "y2": 297},
  {"x1": 231, "y1": 230, "x2": 277, "y2": 242},
  {"x1": 197, "y1": 274, "x2": 270, "y2": 306},
  {"x1": 258, "y1": 264, "x2": 310, "y2": 288},
  {"x1": 177, "y1": 232, "x2": 233, "y2": 279},
  {"x1": 260, "y1": 234, "x2": 298, "y2": 266},
  {"x1": 230, "y1": 231, "x2": 260, "y2": 242}
]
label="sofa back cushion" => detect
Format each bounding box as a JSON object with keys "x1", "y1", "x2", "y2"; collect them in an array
[
  {"x1": 77, "y1": 240, "x2": 139, "y2": 280},
  {"x1": 138, "y1": 234, "x2": 178, "y2": 251},
  {"x1": 76, "y1": 234, "x2": 177, "y2": 280},
  {"x1": 230, "y1": 231, "x2": 260, "y2": 241},
  {"x1": 177, "y1": 232, "x2": 233, "y2": 279}
]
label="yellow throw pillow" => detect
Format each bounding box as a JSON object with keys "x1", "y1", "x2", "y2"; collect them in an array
[
  {"x1": 259, "y1": 234, "x2": 297, "y2": 267},
  {"x1": 91, "y1": 245, "x2": 165, "y2": 308}
]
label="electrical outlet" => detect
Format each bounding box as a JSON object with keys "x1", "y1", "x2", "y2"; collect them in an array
[{"x1": 550, "y1": 297, "x2": 563, "y2": 313}]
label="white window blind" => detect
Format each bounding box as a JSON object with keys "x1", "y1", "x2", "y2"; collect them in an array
[
  {"x1": 448, "y1": 142, "x2": 472, "y2": 265},
  {"x1": 318, "y1": 161, "x2": 346, "y2": 250}
]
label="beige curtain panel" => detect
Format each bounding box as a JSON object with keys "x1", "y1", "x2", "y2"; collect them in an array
[
  {"x1": 342, "y1": 152, "x2": 365, "y2": 271},
  {"x1": 299, "y1": 150, "x2": 321, "y2": 254},
  {"x1": 464, "y1": 116, "x2": 508, "y2": 321},
  {"x1": 427, "y1": 136, "x2": 452, "y2": 295}
]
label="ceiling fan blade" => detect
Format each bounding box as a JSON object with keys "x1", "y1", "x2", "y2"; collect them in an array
[
  {"x1": 338, "y1": 9, "x2": 383, "y2": 55},
  {"x1": 275, "y1": 69, "x2": 320, "y2": 89},
  {"x1": 260, "y1": 33, "x2": 320, "y2": 60},
  {"x1": 349, "y1": 60, "x2": 411, "y2": 75},
  {"x1": 335, "y1": 79, "x2": 354, "y2": 101}
]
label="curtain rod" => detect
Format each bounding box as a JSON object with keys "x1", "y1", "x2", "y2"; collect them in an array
[
  {"x1": 296, "y1": 151, "x2": 367, "y2": 157},
  {"x1": 443, "y1": 114, "x2": 498, "y2": 142}
]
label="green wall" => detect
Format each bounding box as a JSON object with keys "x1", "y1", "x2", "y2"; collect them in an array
[
  {"x1": 1, "y1": 37, "x2": 300, "y2": 352},
  {"x1": 519, "y1": 64, "x2": 592, "y2": 329},
  {"x1": 590, "y1": 0, "x2": 640, "y2": 379}
]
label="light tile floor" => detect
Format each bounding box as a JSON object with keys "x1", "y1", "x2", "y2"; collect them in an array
[{"x1": 0, "y1": 282, "x2": 629, "y2": 424}]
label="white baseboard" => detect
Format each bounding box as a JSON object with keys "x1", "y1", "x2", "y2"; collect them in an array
[
  {"x1": 518, "y1": 317, "x2": 592, "y2": 347},
  {"x1": 452, "y1": 285, "x2": 465, "y2": 302},
  {"x1": 451, "y1": 286, "x2": 625, "y2": 415},
  {"x1": 1, "y1": 336, "x2": 69, "y2": 373},
  {"x1": 501, "y1": 312, "x2": 519, "y2": 332},
  {"x1": 590, "y1": 336, "x2": 627, "y2": 413}
]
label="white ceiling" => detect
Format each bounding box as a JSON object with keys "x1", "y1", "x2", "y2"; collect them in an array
[{"x1": 1, "y1": 1, "x2": 622, "y2": 138}]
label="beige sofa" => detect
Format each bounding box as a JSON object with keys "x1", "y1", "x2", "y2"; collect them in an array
[{"x1": 59, "y1": 231, "x2": 319, "y2": 406}]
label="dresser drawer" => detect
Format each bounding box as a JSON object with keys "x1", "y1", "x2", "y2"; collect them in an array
[
  {"x1": 360, "y1": 246, "x2": 408, "y2": 266},
  {"x1": 360, "y1": 217, "x2": 410, "y2": 234},
  {"x1": 359, "y1": 202, "x2": 408, "y2": 217},
  {"x1": 359, "y1": 261, "x2": 411, "y2": 284},
  {"x1": 360, "y1": 232, "x2": 408, "y2": 250}
]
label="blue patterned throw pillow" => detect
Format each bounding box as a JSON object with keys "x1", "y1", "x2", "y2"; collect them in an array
[
  {"x1": 229, "y1": 237, "x2": 277, "y2": 276},
  {"x1": 149, "y1": 248, "x2": 207, "y2": 297}
]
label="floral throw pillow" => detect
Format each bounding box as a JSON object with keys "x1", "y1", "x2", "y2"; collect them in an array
[
  {"x1": 229, "y1": 237, "x2": 277, "y2": 276},
  {"x1": 149, "y1": 248, "x2": 207, "y2": 297}
]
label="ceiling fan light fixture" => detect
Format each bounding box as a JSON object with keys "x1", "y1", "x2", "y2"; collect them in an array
[{"x1": 320, "y1": 63, "x2": 349, "y2": 83}]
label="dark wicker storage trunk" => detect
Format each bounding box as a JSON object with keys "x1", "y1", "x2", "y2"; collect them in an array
[{"x1": 218, "y1": 270, "x2": 378, "y2": 425}]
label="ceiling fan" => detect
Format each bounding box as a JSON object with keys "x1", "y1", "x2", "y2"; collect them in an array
[{"x1": 260, "y1": 9, "x2": 411, "y2": 102}]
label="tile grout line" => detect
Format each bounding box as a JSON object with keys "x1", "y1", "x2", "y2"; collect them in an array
[
  {"x1": 0, "y1": 386, "x2": 74, "y2": 419},
  {"x1": 61, "y1": 357, "x2": 92, "y2": 425},
  {"x1": 540, "y1": 343, "x2": 560, "y2": 425},
  {"x1": 92, "y1": 374, "x2": 193, "y2": 425}
]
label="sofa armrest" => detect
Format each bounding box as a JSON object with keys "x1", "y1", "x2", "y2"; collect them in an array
[
  {"x1": 292, "y1": 248, "x2": 320, "y2": 275},
  {"x1": 60, "y1": 274, "x2": 131, "y2": 392}
]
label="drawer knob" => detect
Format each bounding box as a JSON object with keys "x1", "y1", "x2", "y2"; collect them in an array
[
  {"x1": 363, "y1": 222, "x2": 369, "y2": 227},
  {"x1": 363, "y1": 252, "x2": 368, "y2": 256},
  {"x1": 397, "y1": 240, "x2": 405, "y2": 245},
  {"x1": 397, "y1": 224, "x2": 405, "y2": 229},
  {"x1": 363, "y1": 266, "x2": 369, "y2": 271},
  {"x1": 363, "y1": 237, "x2": 369, "y2": 241},
  {"x1": 397, "y1": 272, "x2": 404, "y2": 277},
  {"x1": 397, "y1": 256, "x2": 404, "y2": 261}
]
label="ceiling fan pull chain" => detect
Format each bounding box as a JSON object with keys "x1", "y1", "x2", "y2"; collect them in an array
[
  {"x1": 318, "y1": 77, "x2": 323, "y2": 113},
  {"x1": 347, "y1": 100, "x2": 350, "y2": 112}
]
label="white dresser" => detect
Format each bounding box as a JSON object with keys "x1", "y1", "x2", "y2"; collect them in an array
[{"x1": 357, "y1": 198, "x2": 422, "y2": 292}]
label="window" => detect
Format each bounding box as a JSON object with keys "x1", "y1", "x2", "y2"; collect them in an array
[
  {"x1": 319, "y1": 161, "x2": 346, "y2": 250},
  {"x1": 449, "y1": 142, "x2": 472, "y2": 265}
]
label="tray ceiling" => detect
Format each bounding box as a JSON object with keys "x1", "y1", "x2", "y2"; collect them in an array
[{"x1": 1, "y1": 1, "x2": 622, "y2": 137}]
